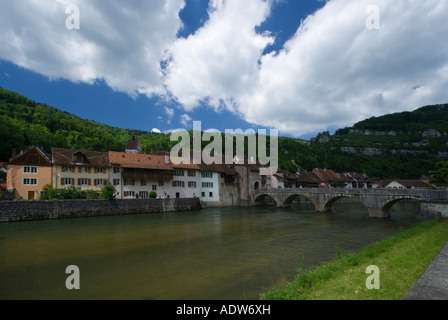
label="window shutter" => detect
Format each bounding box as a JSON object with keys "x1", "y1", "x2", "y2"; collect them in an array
[
  {"x1": 182, "y1": 181, "x2": 185, "y2": 188},
  {"x1": 62, "y1": 166, "x2": 65, "y2": 172},
  {"x1": 78, "y1": 178, "x2": 81, "y2": 186},
  {"x1": 78, "y1": 167, "x2": 82, "y2": 173},
  {"x1": 88, "y1": 179, "x2": 91, "y2": 186},
  {"x1": 88, "y1": 167, "x2": 91, "y2": 173},
  {"x1": 113, "y1": 179, "x2": 117, "y2": 186},
  {"x1": 94, "y1": 168, "x2": 97, "y2": 173},
  {"x1": 72, "y1": 167, "x2": 75, "y2": 173},
  {"x1": 94, "y1": 179, "x2": 97, "y2": 186},
  {"x1": 61, "y1": 178, "x2": 65, "y2": 186},
  {"x1": 104, "y1": 168, "x2": 107, "y2": 174},
  {"x1": 71, "y1": 178, "x2": 75, "y2": 185}
]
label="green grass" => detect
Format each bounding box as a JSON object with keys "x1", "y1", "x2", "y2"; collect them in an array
[{"x1": 260, "y1": 219, "x2": 448, "y2": 300}]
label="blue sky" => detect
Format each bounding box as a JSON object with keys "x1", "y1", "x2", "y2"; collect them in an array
[{"x1": 1, "y1": 0, "x2": 447, "y2": 139}]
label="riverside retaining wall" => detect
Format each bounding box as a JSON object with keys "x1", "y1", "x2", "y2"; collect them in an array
[
  {"x1": 0, "y1": 198, "x2": 202, "y2": 223},
  {"x1": 420, "y1": 200, "x2": 448, "y2": 219}
]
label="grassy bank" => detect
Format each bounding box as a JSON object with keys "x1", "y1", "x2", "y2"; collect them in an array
[{"x1": 260, "y1": 218, "x2": 448, "y2": 300}]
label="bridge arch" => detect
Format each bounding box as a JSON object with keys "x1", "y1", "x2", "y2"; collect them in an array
[
  {"x1": 283, "y1": 194, "x2": 315, "y2": 207},
  {"x1": 254, "y1": 193, "x2": 277, "y2": 206},
  {"x1": 380, "y1": 196, "x2": 420, "y2": 217}
]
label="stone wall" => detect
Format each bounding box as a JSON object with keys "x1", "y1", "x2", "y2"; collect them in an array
[
  {"x1": 0, "y1": 198, "x2": 201, "y2": 223},
  {"x1": 420, "y1": 200, "x2": 448, "y2": 219}
]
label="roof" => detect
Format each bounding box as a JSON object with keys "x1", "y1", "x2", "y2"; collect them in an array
[
  {"x1": 7, "y1": 146, "x2": 52, "y2": 166},
  {"x1": 390, "y1": 180, "x2": 433, "y2": 188},
  {"x1": 313, "y1": 168, "x2": 352, "y2": 183},
  {"x1": 108, "y1": 151, "x2": 173, "y2": 171},
  {"x1": 52, "y1": 148, "x2": 109, "y2": 167},
  {"x1": 125, "y1": 137, "x2": 142, "y2": 151},
  {"x1": 296, "y1": 170, "x2": 322, "y2": 184}
]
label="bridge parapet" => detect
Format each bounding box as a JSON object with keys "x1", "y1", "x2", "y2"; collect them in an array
[{"x1": 253, "y1": 188, "x2": 447, "y2": 218}]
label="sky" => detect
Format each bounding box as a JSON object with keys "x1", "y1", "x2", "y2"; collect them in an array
[{"x1": 0, "y1": 0, "x2": 447, "y2": 140}]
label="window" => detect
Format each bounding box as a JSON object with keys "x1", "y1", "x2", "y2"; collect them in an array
[
  {"x1": 113, "y1": 179, "x2": 120, "y2": 186},
  {"x1": 158, "y1": 181, "x2": 164, "y2": 187},
  {"x1": 23, "y1": 166, "x2": 37, "y2": 174},
  {"x1": 152, "y1": 185, "x2": 157, "y2": 191},
  {"x1": 124, "y1": 191, "x2": 135, "y2": 197},
  {"x1": 201, "y1": 172, "x2": 213, "y2": 178},
  {"x1": 65, "y1": 166, "x2": 72, "y2": 172},
  {"x1": 96, "y1": 179, "x2": 104, "y2": 186},
  {"x1": 188, "y1": 170, "x2": 196, "y2": 177},
  {"x1": 140, "y1": 191, "x2": 149, "y2": 199},
  {"x1": 202, "y1": 192, "x2": 205, "y2": 197},
  {"x1": 64, "y1": 178, "x2": 72, "y2": 185},
  {"x1": 81, "y1": 167, "x2": 88, "y2": 173},
  {"x1": 81, "y1": 178, "x2": 88, "y2": 186},
  {"x1": 125, "y1": 179, "x2": 134, "y2": 186},
  {"x1": 141, "y1": 180, "x2": 147, "y2": 186},
  {"x1": 174, "y1": 169, "x2": 184, "y2": 176},
  {"x1": 176, "y1": 193, "x2": 180, "y2": 198},
  {"x1": 188, "y1": 181, "x2": 196, "y2": 188},
  {"x1": 202, "y1": 182, "x2": 213, "y2": 188},
  {"x1": 172, "y1": 181, "x2": 184, "y2": 187},
  {"x1": 97, "y1": 168, "x2": 104, "y2": 174},
  {"x1": 113, "y1": 167, "x2": 120, "y2": 173},
  {"x1": 209, "y1": 192, "x2": 213, "y2": 197},
  {"x1": 23, "y1": 178, "x2": 37, "y2": 185}
]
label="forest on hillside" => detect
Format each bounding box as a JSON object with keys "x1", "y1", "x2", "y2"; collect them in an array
[{"x1": 1, "y1": 86, "x2": 447, "y2": 180}]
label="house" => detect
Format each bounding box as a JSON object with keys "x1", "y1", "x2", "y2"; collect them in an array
[
  {"x1": 108, "y1": 151, "x2": 175, "y2": 199},
  {"x1": 313, "y1": 168, "x2": 352, "y2": 188},
  {"x1": 344, "y1": 172, "x2": 373, "y2": 188},
  {"x1": 5, "y1": 146, "x2": 53, "y2": 200},
  {"x1": 385, "y1": 180, "x2": 433, "y2": 189},
  {"x1": 199, "y1": 160, "x2": 237, "y2": 206},
  {"x1": 296, "y1": 170, "x2": 321, "y2": 188},
  {"x1": 125, "y1": 136, "x2": 143, "y2": 154},
  {"x1": 52, "y1": 148, "x2": 110, "y2": 191}
]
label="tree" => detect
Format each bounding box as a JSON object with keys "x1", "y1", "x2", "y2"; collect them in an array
[
  {"x1": 430, "y1": 162, "x2": 448, "y2": 184},
  {"x1": 100, "y1": 180, "x2": 116, "y2": 200}
]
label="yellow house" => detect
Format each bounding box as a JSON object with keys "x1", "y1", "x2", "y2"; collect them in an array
[
  {"x1": 51, "y1": 148, "x2": 110, "y2": 191},
  {"x1": 6, "y1": 146, "x2": 53, "y2": 200}
]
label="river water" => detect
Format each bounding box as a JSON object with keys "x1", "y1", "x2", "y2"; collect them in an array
[{"x1": 0, "y1": 200, "x2": 420, "y2": 300}]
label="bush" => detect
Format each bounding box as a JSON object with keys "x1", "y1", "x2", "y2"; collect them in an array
[
  {"x1": 149, "y1": 191, "x2": 157, "y2": 198},
  {"x1": 100, "y1": 180, "x2": 116, "y2": 200}
]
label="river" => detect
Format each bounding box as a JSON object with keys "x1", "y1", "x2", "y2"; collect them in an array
[{"x1": 0, "y1": 200, "x2": 420, "y2": 300}]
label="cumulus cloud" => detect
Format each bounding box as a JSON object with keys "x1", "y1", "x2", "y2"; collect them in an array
[
  {"x1": 0, "y1": 0, "x2": 185, "y2": 96},
  {"x1": 164, "y1": 0, "x2": 448, "y2": 136},
  {"x1": 151, "y1": 128, "x2": 162, "y2": 134},
  {"x1": 1, "y1": 0, "x2": 448, "y2": 137},
  {"x1": 179, "y1": 114, "x2": 192, "y2": 127}
]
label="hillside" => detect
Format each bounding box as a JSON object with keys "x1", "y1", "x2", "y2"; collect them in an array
[{"x1": 1, "y1": 86, "x2": 447, "y2": 179}]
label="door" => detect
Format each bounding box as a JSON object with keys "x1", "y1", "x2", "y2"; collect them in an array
[{"x1": 28, "y1": 191, "x2": 35, "y2": 200}]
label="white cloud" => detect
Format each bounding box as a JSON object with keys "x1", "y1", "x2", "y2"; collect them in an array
[
  {"x1": 162, "y1": 0, "x2": 274, "y2": 112},
  {"x1": 179, "y1": 114, "x2": 192, "y2": 127},
  {"x1": 164, "y1": 106, "x2": 175, "y2": 124},
  {"x1": 151, "y1": 128, "x2": 162, "y2": 134},
  {"x1": 0, "y1": 0, "x2": 185, "y2": 97},
  {"x1": 1, "y1": 0, "x2": 448, "y2": 137},
  {"x1": 163, "y1": 0, "x2": 448, "y2": 136}
]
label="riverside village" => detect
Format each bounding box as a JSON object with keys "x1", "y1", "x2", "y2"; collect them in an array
[{"x1": 1, "y1": 134, "x2": 447, "y2": 222}]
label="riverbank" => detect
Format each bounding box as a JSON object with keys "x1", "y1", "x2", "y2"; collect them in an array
[
  {"x1": 260, "y1": 218, "x2": 448, "y2": 300},
  {"x1": 0, "y1": 198, "x2": 201, "y2": 222}
]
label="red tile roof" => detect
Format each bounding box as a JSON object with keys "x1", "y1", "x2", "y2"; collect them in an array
[
  {"x1": 52, "y1": 148, "x2": 109, "y2": 167},
  {"x1": 108, "y1": 151, "x2": 173, "y2": 171}
]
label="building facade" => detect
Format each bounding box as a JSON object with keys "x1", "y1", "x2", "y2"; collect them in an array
[
  {"x1": 52, "y1": 148, "x2": 110, "y2": 191},
  {"x1": 6, "y1": 146, "x2": 53, "y2": 200}
]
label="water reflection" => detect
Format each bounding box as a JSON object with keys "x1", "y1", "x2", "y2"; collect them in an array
[{"x1": 0, "y1": 200, "x2": 420, "y2": 300}]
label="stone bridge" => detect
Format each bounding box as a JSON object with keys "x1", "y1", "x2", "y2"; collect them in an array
[{"x1": 253, "y1": 188, "x2": 447, "y2": 218}]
